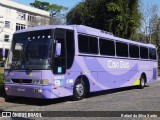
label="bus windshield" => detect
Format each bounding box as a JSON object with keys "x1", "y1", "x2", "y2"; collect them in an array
[{"x1": 6, "y1": 29, "x2": 53, "y2": 70}]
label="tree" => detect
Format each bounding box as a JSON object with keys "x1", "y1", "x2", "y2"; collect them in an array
[
  {"x1": 67, "y1": 0, "x2": 142, "y2": 39},
  {"x1": 140, "y1": 2, "x2": 158, "y2": 43},
  {"x1": 30, "y1": 0, "x2": 68, "y2": 24},
  {"x1": 149, "y1": 15, "x2": 160, "y2": 45},
  {"x1": 30, "y1": 1, "x2": 49, "y2": 10}
]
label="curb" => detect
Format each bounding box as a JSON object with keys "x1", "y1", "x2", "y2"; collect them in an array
[
  {"x1": 0, "y1": 92, "x2": 6, "y2": 103},
  {"x1": 0, "y1": 85, "x2": 6, "y2": 103},
  {"x1": 0, "y1": 96, "x2": 5, "y2": 103}
]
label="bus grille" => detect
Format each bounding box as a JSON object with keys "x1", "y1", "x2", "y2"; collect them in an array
[{"x1": 11, "y1": 79, "x2": 32, "y2": 84}]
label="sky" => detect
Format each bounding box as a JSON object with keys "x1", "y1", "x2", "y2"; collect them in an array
[
  {"x1": 12, "y1": 0, "x2": 82, "y2": 10},
  {"x1": 12, "y1": 0, "x2": 160, "y2": 16},
  {"x1": 141, "y1": 0, "x2": 160, "y2": 15}
]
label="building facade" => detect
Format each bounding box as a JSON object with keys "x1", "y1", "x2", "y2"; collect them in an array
[{"x1": 0, "y1": 0, "x2": 50, "y2": 61}]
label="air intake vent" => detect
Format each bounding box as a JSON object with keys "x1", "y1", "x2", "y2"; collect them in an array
[
  {"x1": 11, "y1": 79, "x2": 32, "y2": 84},
  {"x1": 100, "y1": 30, "x2": 113, "y2": 35}
]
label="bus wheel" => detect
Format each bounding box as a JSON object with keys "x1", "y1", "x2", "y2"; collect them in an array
[
  {"x1": 139, "y1": 75, "x2": 146, "y2": 89},
  {"x1": 73, "y1": 78, "x2": 86, "y2": 100}
]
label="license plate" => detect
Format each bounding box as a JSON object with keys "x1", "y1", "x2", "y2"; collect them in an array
[{"x1": 17, "y1": 88, "x2": 25, "y2": 92}]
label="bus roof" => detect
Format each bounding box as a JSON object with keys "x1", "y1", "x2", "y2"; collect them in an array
[
  {"x1": 72, "y1": 25, "x2": 156, "y2": 48},
  {"x1": 15, "y1": 25, "x2": 156, "y2": 48}
]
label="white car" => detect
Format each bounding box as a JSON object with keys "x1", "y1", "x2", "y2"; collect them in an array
[{"x1": 0, "y1": 61, "x2": 4, "y2": 67}]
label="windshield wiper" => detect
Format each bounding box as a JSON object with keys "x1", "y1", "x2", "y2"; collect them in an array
[
  {"x1": 9, "y1": 50, "x2": 23, "y2": 72},
  {"x1": 10, "y1": 58, "x2": 20, "y2": 71},
  {"x1": 9, "y1": 50, "x2": 32, "y2": 72},
  {"x1": 21, "y1": 50, "x2": 32, "y2": 72}
]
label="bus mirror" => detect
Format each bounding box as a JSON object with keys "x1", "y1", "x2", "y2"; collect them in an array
[{"x1": 55, "y1": 43, "x2": 61, "y2": 56}]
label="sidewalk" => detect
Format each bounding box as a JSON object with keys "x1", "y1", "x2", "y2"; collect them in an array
[
  {"x1": 0, "y1": 92, "x2": 6, "y2": 103},
  {"x1": 0, "y1": 85, "x2": 6, "y2": 103}
]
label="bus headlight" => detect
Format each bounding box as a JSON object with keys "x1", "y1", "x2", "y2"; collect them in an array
[
  {"x1": 4, "y1": 79, "x2": 12, "y2": 83},
  {"x1": 5, "y1": 87, "x2": 9, "y2": 91},
  {"x1": 32, "y1": 80, "x2": 49, "y2": 85},
  {"x1": 42, "y1": 80, "x2": 49, "y2": 85}
]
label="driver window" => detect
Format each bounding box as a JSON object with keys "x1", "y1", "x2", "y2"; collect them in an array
[{"x1": 54, "y1": 29, "x2": 65, "y2": 58}]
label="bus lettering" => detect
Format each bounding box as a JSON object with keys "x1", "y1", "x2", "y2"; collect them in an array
[{"x1": 108, "y1": 60, "x2": 129, "y2": 68}]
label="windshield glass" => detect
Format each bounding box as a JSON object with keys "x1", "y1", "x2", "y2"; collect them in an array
[{"x1": 5, "y1": 29, "x2": 53, "y2": 70}]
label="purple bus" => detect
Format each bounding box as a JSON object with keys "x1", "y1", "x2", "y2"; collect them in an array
[{"x1": 4, "y1": 25, "x2": 158, "y2": 100}]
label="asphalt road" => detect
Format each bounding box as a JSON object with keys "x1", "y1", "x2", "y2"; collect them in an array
[{"x1": 1, "y1": 80, "x2": 160, "y2": 120}]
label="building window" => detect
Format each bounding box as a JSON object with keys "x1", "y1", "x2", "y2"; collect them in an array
[
  {"x1": 5, "y1": 21, "x2": 10, "y2": 28},
  {"x1": 16, "y1": 23, "x2": 26, "y2": 31},
  {"x1": 17, "y1": 11, "x2": 26, "y2": 20},
  {"x1": 5, "y1": 8, "x2": 11, "y2": 14},
  {"x1": 28, "y1": 14, "x2": 36, "y2": 22},
  {"x1": 4, "y1": 35, "x2": 9, "y2": 42}
]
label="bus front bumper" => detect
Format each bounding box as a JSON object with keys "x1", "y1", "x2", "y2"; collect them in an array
[{"x1": 4, "y1": 84, "x2": 59, "y2": 99}]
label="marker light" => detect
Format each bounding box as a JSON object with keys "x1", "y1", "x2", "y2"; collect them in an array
[
  {"x1": 34, "y1": 89, "x2": 42, "y2": 93},
  {"x1": 5, "y1": 87, "x2": 9, "y2": 91}
]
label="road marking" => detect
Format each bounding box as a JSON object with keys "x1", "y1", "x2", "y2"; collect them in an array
[
  {"x1": 64, "y1": 101, "x2": 78, "y2": 104},
  {"x1": 64, "y1": 99, "x2": 87, "y2": 104},
  {"x1": 30, "y1": 108, "x2": 40, "y2": 111}
]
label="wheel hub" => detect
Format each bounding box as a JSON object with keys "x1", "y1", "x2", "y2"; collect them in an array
[
  {"x1": 141, "y1": 78, "x2": 145, "y2": 86},
  {"x1": 76, "y1": 84, "x2": 84, "y2": 96}
]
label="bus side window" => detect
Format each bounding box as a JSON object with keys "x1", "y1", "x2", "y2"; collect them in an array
[
  {"x1": 149, "y1": 48, "x2": 157, "y2": 60},
  {"x1": 140, "y1": 46, "x2": 148, "y2": 59},
  {"x1": 78, "y1": 34, "x2": 98, "y2": 54},
  {"x1": 129, "y1": 44, "x2": 139, "y2": 58},
  {"x1": 78, "y1": 35, "x2": 88, "y2": 53},
  {"x1": 99, "y1": 38, "x2": 115, "y2": 56},
  {"x1": 116, "y1": 42, "x2": 128, "y2": 57}
]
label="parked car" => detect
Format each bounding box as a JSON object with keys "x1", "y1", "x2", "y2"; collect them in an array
[{"x1": 0, "y1": 61, "x2": 4, "y2": 67}]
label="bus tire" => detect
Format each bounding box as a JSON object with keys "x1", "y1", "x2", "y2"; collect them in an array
[
  {"x1": 73, "y1": 77, "x2": 86, "y2": 100},
  {"x1": 139, "y1": 75, "x2": 146, "y2": 89}
]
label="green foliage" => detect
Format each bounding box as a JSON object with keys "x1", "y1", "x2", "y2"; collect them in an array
[
  {"x1": 0, "y1": 73, "x2": 4, "y2": 85},
  {"x1": 158, "y1": 69, "x2": 160, "y2": 76},
  {"x1": 67, "y1": 0, "x2": 142, "y2": 39},
  {"x1": 30, "y1": 1, "x2": 49, "y2": 10},
  {"x1": 30, "y1": 0, "x2": 68, "y2": 18}
]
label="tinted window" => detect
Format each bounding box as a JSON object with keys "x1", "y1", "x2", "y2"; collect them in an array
[
  {"x1": 78, "y1": 34, "x2": 98, "y2": 54},
  {"x1": 116, "y1": 42, "x2": 128, "y2": 57},
  {"x1": 140, "y1": 47, "x2": 148, "y2": 59},
  {"x1": 66, "y1": 30, "x2": 75, "y2": 69},
  {"x1": 99, "y1": 38, "x2": 115, "y2": 56},
  {"x1": 89, "y1": 37, "x2": 98, "y2": 54},
  {"x1": 54, "y1": 29, "x2": 66, "y2": 68},
  {"x1": 129, "y1": 44, "x2": 139, "y2": 58},
  {"x1": 78, "y1": 35, "x2": 88, "y2": 53},
  {"x1": 54, "y1": 29, "x2": 65, "y2": 58},
  {"x1": 149, "y1": 48, "x2": 157, "y2": 60}
]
